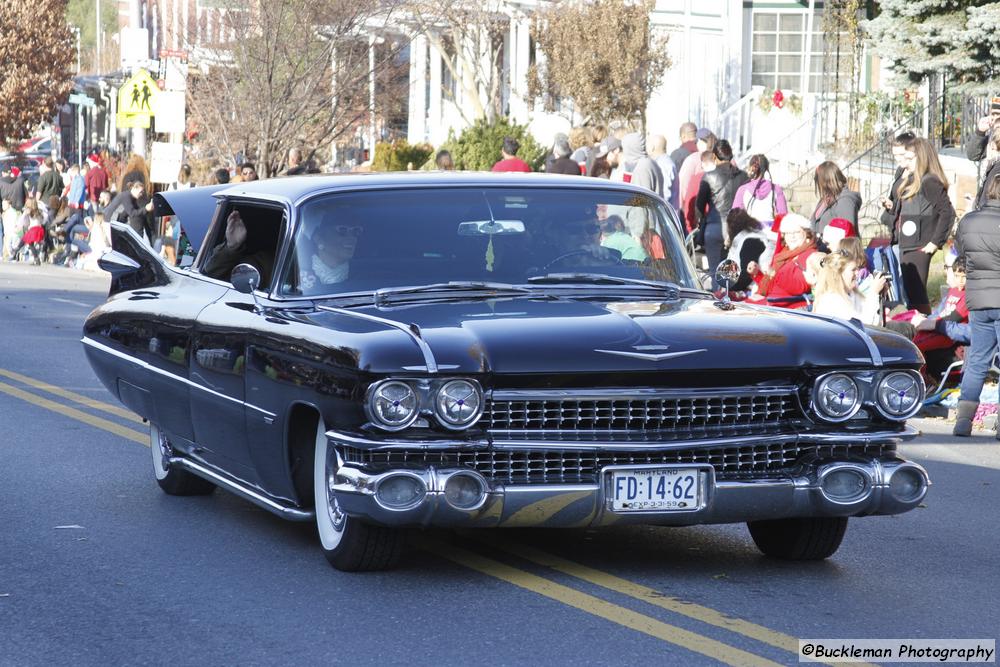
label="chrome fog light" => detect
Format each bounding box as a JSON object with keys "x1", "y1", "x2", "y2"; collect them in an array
[
  {"x1": 889, "y1": 467, "x2": 926, "y2": 503},
  {"x1": 875, "y1": 371, "x2": 924, "y2": 420},
  {"x1": 820, "y1": 466, "x2": 871, "y2": 503},
  {"x1": 443, "y1": 472, "x2": 487, "y2": 510},
  {"x1": 434, "y1": 379, "x2": 484, "y2": 430},
  {"x1": 366, "y1": 380, "x2": 419, "y2": 431},
  {"x1": 374, "y1": 474, "x2": 426, "y2": 510},
  {"x1": 812, "y1": 373, "x2": 861, "y2": 422}
]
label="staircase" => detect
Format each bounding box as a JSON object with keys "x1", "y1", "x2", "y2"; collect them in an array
[{"x1": 714, "y1": 85, "x2": 763, "y2": 162}]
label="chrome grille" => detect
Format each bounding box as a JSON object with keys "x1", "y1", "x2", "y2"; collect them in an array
[
  {"x1": 484, "y1": 389, "x2": 801, "y2": 434},
  {"x1": 340, "y1": 442, "x2": 896, "y2": 485}
]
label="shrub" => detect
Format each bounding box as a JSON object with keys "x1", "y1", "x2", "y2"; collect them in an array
[
  {"x1": 439, "y1": 117, "x2": 546, "y2": 171},
  {"x1": 372, "y1": 140, "x2": 434, "y2": 172}
]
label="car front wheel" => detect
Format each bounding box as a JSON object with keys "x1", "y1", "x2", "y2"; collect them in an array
[
  {"x1": 313, "y1": 419, "x2": 402, "y2": 571},
  {"x1": 747, "y1": 517, "x2": 848, "y2": 560},
  {"x1": 150, "y1": 423, "x2": 215, "y2": 496}
]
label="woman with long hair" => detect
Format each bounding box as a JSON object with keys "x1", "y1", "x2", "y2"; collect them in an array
[
  {"x1": 731, "y1": 154, "x2": 787, "y2": 227},
  {"x1": 892, "y1": 136, "x2": 954, "y2": 313},
  {"x1": 811, "y1": 161, "x2": 860, "y2": 237},
  {"x1": 118, "y1": 153, "x2": 151, "y2": 195},
  {"x1": 812, "y1": 252, "x2": 887, "y2": 325}
]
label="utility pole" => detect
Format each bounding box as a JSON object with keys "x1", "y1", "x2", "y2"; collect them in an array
[
  {"x1": 96, "y1": 0, "x2": 102, "y2": 72},
  {"x1": 130, "y1": 0, "x2": 147, "y2": 157}
]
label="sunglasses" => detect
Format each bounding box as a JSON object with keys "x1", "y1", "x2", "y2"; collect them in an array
[{"x1": 318, "y1": 225, "x2": 363, "y2": 242}]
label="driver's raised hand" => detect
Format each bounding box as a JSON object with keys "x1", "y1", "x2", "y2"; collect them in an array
[{"x1": 225, "y1": 211, "x2": 246, "y2": 249}]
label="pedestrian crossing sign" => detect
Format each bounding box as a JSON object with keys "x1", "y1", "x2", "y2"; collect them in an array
[{"x1": 117, "y1": 68, "x2": 160, "y2": 124}]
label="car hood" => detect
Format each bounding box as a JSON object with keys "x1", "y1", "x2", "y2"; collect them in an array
[{"x1": 300, "y1": 295, "x2": 920, "y2": 375}]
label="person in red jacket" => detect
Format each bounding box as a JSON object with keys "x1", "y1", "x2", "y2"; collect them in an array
[
  {"x1": 491, "y1": 136, "x2": 532, "y2": 173},
  {"x1": 84, "y1": 154, "x2": 109, "y2": 211},
  {"x1": 747, "y1": 213, "x2": 818, "y2": 309}
]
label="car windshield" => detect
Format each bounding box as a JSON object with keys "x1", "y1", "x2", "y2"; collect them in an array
[{"x1": 278, "y1": 187, "x2": 697, "y2": 297}]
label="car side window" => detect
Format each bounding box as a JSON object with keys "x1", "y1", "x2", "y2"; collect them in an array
[{"x1": 199, "y1": 202, "x2": 285, "y2": 291}]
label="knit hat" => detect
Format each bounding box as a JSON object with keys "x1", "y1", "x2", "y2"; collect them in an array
[
  {"x1": 821, "y1": 217, "x2": 855, "y2": 245},
  {"x1": 778, "y1": 213, "x2": 811, "y2": 233}
]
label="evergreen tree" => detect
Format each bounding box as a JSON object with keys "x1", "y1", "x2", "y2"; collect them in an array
[
  {"x1": 865, "y1": 0, "x2": 1000, "y2": 89},
  {"x1": 0, "y1": 0, "x2": 75, "y2": 147}
]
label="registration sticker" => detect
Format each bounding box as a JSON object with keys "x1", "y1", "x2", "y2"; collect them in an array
[{"x1": 607, "y1": 466, "x2": 704, "y2": 512}]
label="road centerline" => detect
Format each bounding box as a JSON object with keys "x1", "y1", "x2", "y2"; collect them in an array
[
  {"x1": 0, "y1": 367, "x2": 144, "y2": 424},
  {"x1": 417, "y1": 537, "x2": 784, "y2": 667}
]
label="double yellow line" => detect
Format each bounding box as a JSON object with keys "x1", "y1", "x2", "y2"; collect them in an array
[{"x1": 0, "y1": 365, "x2": 866, "y2": 667}]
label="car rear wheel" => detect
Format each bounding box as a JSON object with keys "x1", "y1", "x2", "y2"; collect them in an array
[
  {"x1": 747, "y1": 517, "x2": 848, "y2": 560},
  {"x1": 150, "y1": 423, "x2": 215, "y2": 496},
  {"x1": 313, "y1": 419, "x2": 402, "y2": 571}
]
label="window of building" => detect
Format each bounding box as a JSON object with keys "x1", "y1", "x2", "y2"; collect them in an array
[{"x1": 750, "y1": 11, "x2": 823, "y2": 94}]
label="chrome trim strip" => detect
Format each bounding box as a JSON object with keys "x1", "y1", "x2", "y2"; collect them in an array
[
  {"x1": 325, "y1": 424, "x2": 919, "y2": 452},
  {"x1": 168, "y1": 456, "x2": 314, "y2": 521},
  {"x1": 490, "y1": 386, "x2": 798, "y2": 401},
  {"x1": 593, "y1": 348, "x2": 708, "y2": 361},
  {"x1": 315, "y1": 305, "x2": 439, "y2": 373},
  {"x1": 81, "y1": 336, "x2": 278, "y2": 419}
]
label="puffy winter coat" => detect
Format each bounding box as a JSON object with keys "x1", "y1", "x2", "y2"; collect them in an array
[{"x1": 956, "y1": 200, "x2": 1000, "y2": 310}]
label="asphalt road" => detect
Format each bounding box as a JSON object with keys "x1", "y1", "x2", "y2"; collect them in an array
[{"x1": 1, "y1": 263, "x2": 997, "y2": 667}]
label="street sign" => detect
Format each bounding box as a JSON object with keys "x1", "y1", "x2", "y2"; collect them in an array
[
  {"x1": 154, "y1": 91, "x2": 186, "y2": 134},
  {"x1": 120, "y1": 28, "x2": 150, "y2": 69},
  {"x1": 150, "y1": 142, "x2": 184, "y2": 184},
  {"x1": 68, "y1": 93, "x2": 95, "y2": 107},
  {"x1": 118, "y1": 68, "x2": 160, "y2": 115}
]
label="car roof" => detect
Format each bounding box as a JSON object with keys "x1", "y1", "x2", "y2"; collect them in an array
[{"x1": 213, "y1": 171, "x2": 656, "y2": 204}]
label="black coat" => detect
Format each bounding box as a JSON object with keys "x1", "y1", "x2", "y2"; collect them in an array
[
  {"x1": 965, "y1": 131, "x2": 1000, "y2": 211},
  {"x1": 880, "y1": 166, "x2": 905, "y2": 231},
  {"x1": 548, "y1": 157, "x2": 582, "y2": 175},
  {"x1": 697, "y1": 163, "x2": 748, "y2": 227},
  {"x1": 956, "y1": 200, "x2": 1000, "y2": 310},
  {"x1": 892, "y1": 175, "x2": 954, "y2": 251}
]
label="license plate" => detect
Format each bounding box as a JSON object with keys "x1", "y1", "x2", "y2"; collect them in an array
[{"x1": 608, "y1": 467, "x2": 701, "y2": 512}]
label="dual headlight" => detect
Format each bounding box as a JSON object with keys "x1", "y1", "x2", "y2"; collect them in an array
[
  {"x1": 366, "y1": 378, "x2": 484, "y2": 431},
  {"x1": 812, "y1": 370, "x2": 924, "y2": 422}
]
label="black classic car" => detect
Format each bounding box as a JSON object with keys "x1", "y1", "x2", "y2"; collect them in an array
[{"x1": 83, "y1": 173, "x2": 929, "y2": 571}]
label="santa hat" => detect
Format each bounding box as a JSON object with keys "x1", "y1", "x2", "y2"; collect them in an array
[
  {"x1": 86, "y1": 153, "x2": 101, "y2": 166},
  {"x1": 821, "y1": 217, "x2": 855, "y2": 245},
  {"x1": 10, "y1": 167, "x2": 20, "y2": 178},
  {"x1": 778, "y1": 213, "x2": 811, "y2": 234}
]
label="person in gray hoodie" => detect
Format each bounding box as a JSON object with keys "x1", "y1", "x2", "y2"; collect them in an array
[{"x1": 610, "y1": 132, "x2": 664, "y2": 198}]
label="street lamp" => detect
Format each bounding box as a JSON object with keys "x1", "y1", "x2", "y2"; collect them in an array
[{"x1": 70, "y1": 25, "x2": 81, "y2": 74}]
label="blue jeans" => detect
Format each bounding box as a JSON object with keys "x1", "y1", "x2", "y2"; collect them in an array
[{"x1": 959, "y1": 309, "x2": 1000, "y2": 401}]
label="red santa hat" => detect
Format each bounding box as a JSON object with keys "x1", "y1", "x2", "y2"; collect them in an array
[
  {"x1": 10, "y1": 167, "x2": 20, "y2": 178},
  {"x1": 778, "y1": 213, "x2": 811, "y2": 234},
  {"x1": 87, "y1": 153, "x2": 101, "y2": 166},
  {"x1": 821, "y1": 217, "x2": 855, "y2": 246}
]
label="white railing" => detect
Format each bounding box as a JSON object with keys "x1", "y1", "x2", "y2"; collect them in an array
[{"x1": 714, "y1": 85, "x2": 764, "y2": 162}]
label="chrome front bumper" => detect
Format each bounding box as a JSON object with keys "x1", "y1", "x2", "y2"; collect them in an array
[{"x1": 329, "y1": 426, "x2": 928, "y2": 529}]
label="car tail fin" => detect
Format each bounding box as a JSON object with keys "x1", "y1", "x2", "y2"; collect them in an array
[{"x1": 101, "y1": 222, "x2": 173, "y2": 295}]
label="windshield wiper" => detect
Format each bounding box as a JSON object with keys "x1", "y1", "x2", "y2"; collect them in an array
[
  {"x1": 527, "y1": 273, "x2": 683, "y2": 292},
  {"x1": 374, "y1": 281, "x2": 533, "y2": 306}
]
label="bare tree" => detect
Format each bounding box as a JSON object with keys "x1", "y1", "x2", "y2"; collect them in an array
[
  {"x1": 0, "y1": 0, "x2": 75, "y2": 147},
  {"x1": 407, "y1": 0, "x2": 508, "y2": 124},
  {"x1": 186, "y1": 0, "x2": 413, "y2": 176},
  {"x1": 527, "y1": 0, "x2": 671, "y2": 130}
]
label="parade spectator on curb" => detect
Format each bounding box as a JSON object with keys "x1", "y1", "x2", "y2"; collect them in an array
[
  {"x1": 118, "y1": 154, "x2": 151, "y2": 197},
  {"x1": 819, "y1": 217, "x2": 855, "y2": 253},
  {"x1": 583, "y1": 125, "x2": 607, "y2": 176},
  {"x1": 120, "y1": 180, "x2": 156, "y2": 244},
  {"x1": 812, "y1": 252, "x2": 886, "y2": 325},
  {"x1": 240, "y1": 163, "x2": 258, "y2": 182},
  {"x1": 10, "y1": 198, "x2": 46, "y2": 264},
  {"x1": 731, "y1": 154, "x2": 787, "y2": 228},
  {"x1": 726, "y1": 208, "x2": 774, "y2": 292},
  {"x1": 37, "y1": 158, "x2": 63, "y2": 211},
  {"x1": 679, "y1": 129, "x2": 716, "y2": 232},
  {"x1": 965, "y1": 96, "x2": 1000, "y2": 211},
  {"x1": 648, "y1": 134, "x2": 679, "y2": 209},
  {"x1": 695, "y1": 141, "x2": 747, "y2": 282},
  {"x1": 67, "y1": 165, "x2": 87, "y2": 211},
  {"x1": 894, "y1": 135, "x2": 954, "y2": 314},
  {"x1": 880, "y1": 131, "x2": 916, "y2": 231},
  {"x1": 85, "y1": 154, "x2": 110, "y2": 210},
  {"x1": 547, "y1": 135, "x2": 582, "y2": 175},
  {"x1": 952, "y1": 173, "x2": 1000, "y2": 437},
  {"x1": 748, "y1": 213, "x2": 818, "y2": 309},
  {"x1": 569, "y1": 127, "x2": 592, "y2": 174},
  {"x1": 611, "y1": 133, "x2": 664, "y2": 197},
  {"x1": 0, "y1": 166, "x2": 27, "y2": 213},
  {"x1": 811, "y1": 161, "x2": 860, "y2": 237},
  {"x1": 589, "y1": 139, "x2": 615, "y2": 179},
  {"x1": 670, "y1": 122, "x2": 698, "y2": 173},
  {"x1": 543, "y1": 133, "x2": 570, "y2": 173},
  {"x1": 491, "y1": 136, "x2": 532, "y2": 173},
  {"x1": 435, "y1": 150, "x2": 454, "y2": 170},
  {"x1": 283, "y1": 147, "x2": 307, "y2": 176}
]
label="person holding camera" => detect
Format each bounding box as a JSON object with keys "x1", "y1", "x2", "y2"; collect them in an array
[
  {"x1": 952, "y1": 173, "x2": 1000, "y2": 438},
  {"x1": 966, "y1": 97, "x2": 1000, "y2": 212}
]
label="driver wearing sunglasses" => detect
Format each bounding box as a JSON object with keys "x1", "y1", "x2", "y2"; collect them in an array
[{"x1": 297, "y1": 221, "x2": 363, "y2": 292}]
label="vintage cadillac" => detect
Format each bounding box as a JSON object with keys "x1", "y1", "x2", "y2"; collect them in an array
[{"x1": 82, "y1": 173, "x2": 929, "y2": 571}]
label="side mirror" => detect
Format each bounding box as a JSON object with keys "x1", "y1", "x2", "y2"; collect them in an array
[
  {"x1": 714, "y1": 259, "x2": 740, "y2": 292},
  {"x1": 230, "y1": 263, "x2": 260, "y2": 295}
]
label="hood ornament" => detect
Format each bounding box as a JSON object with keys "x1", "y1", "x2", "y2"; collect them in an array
[{"x1": 595, "y1": 345, "x2": 707, "y2": 361}]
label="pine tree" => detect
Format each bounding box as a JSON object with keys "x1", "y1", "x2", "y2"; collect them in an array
[
  {"x1": 864, "y1": 0, "x2": 1000, "y2": 90},
  {"x1": 0, "y1": 0, "x2": 75, "y2": 147}
]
